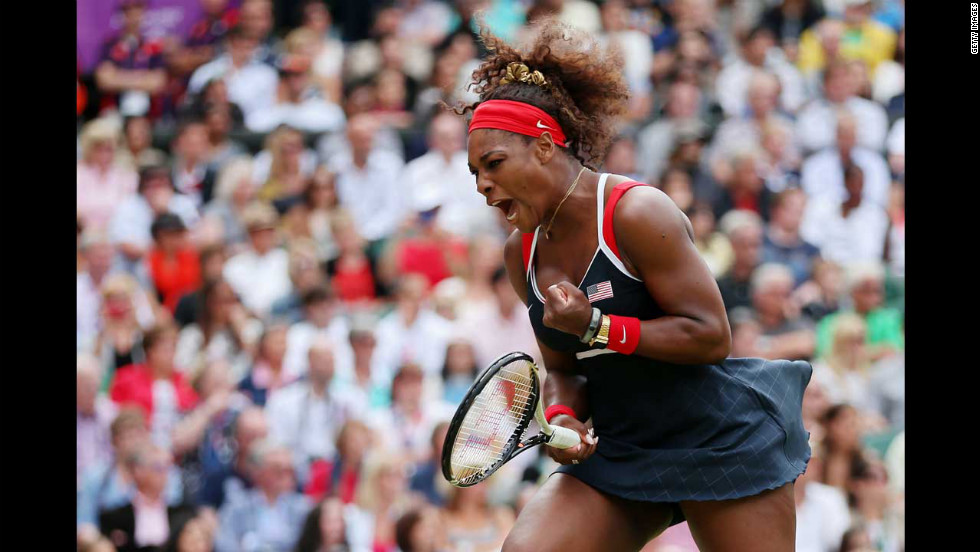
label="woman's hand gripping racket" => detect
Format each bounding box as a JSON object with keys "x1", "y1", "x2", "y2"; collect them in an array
[{"x1": 441, "y1": 351, "x2": 583, "y2": 487}]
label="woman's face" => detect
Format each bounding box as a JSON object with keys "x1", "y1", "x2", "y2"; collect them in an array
[
  {"x1": 309, "y1": 170, "x2": 337, "y2": 209},
  {"x1": 467, "y1": 129, "x2": 553, "y2": 234},
  {"x1": 103, "y1": 293, "x2": 134, "y2": 322},
  {"x1": 208, "y1": 282, "x2": 238, "y2": 321},
  {"x1": 445, "y1": 343, "x2": 476, "y2": 376},
  {"x1": 827, "y1": 407, "x2": 860, "y2": 449},
  {"x1": 851, "y1": 278, "x2": 883, "y2": 314},
  {"x1": 126, "y1": 118, "x2": 152, "y2": 151},
  {"x1": 90, "y1": 140, "x2": 116, "y2": 168},
  {"x1": 319, "y1": 499, "x2": 346, "y2": 545}
]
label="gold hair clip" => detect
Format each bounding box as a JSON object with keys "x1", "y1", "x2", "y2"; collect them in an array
[{"x1": 500, "y1": 62, "x2": 548, "y2": 88}]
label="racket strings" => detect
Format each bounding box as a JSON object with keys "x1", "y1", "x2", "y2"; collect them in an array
[{"x1": 449, "y1": 360, "x2": 537, "y2": 484}]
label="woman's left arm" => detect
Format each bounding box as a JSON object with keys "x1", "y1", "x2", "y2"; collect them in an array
[{"x1": 543, "y1": 187, "x2": 731, "y2": 365}]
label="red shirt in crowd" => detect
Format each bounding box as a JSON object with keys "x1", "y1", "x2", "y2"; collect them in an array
[
  {"x1": 109, "y1": 364, "x2": 198, "y2": 421},
  {"x1": 395, "y1": 238, "x2": 467, "y2": 289},
  {"x1": 147, "y1": 248, "x2": 201, "y2": 313}
]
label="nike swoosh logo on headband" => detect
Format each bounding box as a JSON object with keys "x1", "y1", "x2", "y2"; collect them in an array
[{"x1": 536, "y1": 121, "x2": 554, "y2": 130}]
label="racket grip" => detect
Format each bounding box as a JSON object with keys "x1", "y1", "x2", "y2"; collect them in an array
[{"x1": 547, "y1": 425, "x2": 582, "y2": 449}]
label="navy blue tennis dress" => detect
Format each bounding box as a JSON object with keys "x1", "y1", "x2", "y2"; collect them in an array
[{"x1": 523, "y1": 174, "x2": 811, "y2": 521}]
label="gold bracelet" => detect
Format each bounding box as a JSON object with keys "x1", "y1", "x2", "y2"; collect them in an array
[{"x1": 589, "y1": 315, "x2": 611, "y2": 348}]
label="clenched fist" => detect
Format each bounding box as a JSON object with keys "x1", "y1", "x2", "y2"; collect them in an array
[{"x1": 542, "y1": 281, "x2": 593, "y2": 338}]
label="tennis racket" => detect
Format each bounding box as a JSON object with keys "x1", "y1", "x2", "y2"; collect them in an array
[{"x1": 441, "y1": 351, "x2": 581, "y2": 487}]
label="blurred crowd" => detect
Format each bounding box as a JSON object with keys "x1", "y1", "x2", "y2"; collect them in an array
[{"x1": 76, "y1": 1, "x2": 905, "y2": 551}]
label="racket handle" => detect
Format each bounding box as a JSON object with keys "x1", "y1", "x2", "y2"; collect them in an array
[{"x1": 547, "y1": 425, "x2": 582, "y2": 449}]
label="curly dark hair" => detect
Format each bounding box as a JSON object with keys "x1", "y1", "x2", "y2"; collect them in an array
[{"x1": 453, "y1": 18, "x2": 630, "y2": 170}]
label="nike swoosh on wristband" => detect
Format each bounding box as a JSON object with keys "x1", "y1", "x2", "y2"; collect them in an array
[
  {"x1": 536, "y1": 120, "x2": 554, "y2": 130},
  {"x1": 620, "y1": 327, "x2": 627, "y2": 344}
]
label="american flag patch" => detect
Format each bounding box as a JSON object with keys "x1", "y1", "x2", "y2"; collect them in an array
[{"x1": 586, "y1": 281, "x2": 614, "y2": 302}]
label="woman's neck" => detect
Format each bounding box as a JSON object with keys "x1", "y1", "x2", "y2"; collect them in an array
[{"x1": 540, "y1": 167, "x2": 595, "y2": 241}]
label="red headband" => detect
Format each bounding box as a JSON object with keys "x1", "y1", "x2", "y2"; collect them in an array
[{"x1": 468, "y1": 100, "x2": 567, "y2": 147}]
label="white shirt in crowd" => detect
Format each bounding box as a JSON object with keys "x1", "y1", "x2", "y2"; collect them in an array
[
  {"x1": 456, "y1": 302, "x2": 542, "y2": 369},
  {"x1": 282, "y1": 317, "x2": 355, "y2": 382},
  {"x1": 175, "y1": 320, "x2": 264, "y2": 384},
  {"x1": 800, "y1": 147, "x2": 891, "y2": 209},
  {"x1": 402, "y1": 150, "x2": 497, "y2": 239},
  {"x1": 245, "y1": 91, "x2": 346, "y2": 134},
  {"x1": 371, "y1": 309, "x2": 454, "y2": 383},
  {"x1": 250, "y1": 147, "x2": 318, "y2": 189},
  {"x1": 800, "y1": 197, "x2": 890, "y2": 265},
  {"x1": 872, "y1": 59, "x2": 904, "y2": 105},
  {"x1": 366, "y1": 400, "x2": 455, "y2": 462},
  {"x1": 599, "y1": 29, "x2": 654, "y2": 98},
  {"x1": 795, "y1": 481, "x2": 851, "y2": 552},
  {"x1": 330, "y1": 150, "x2": 407, "y2": 242},
  {"x1": 108, "y1": 194, "x2": 200, "y2": 249},
  {"x1": 188, "y1": 54, "x2": 279, "y2": 119},
  {"x1": 223, "y1": 247, "x2": 292, "y2": 317},
  {"x1": 132, "y1": 492, "x2": 170, "y2": 548},
  {"x1": 887, "y1": 118, "x2": 904, "y2": 157},
  {"x1": 795, "y1": 97, "x2": 889, "y2": 154},
  {"x1": 265, "y1": 380, "x2": 362, "y2": 470},
  {"x1": 715, "y1": 55, "x2": 807, "y2": 118}
]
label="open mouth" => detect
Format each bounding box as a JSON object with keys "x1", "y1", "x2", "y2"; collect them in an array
[{"x1": 492, "y1": 199, "x2": 518, "y2": 222}]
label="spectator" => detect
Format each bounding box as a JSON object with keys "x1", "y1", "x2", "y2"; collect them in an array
[
  {"x1": 280, "y1": 166, "x2": 341, "y2": 263},
  {"x1": 238, "y1": 0, "x2": 279, "y2": 64},
  {"x1": 804, "y1": 0, "x2": 896, "y2": 77},
  {"x1": 223, "y1": 202, "x2": 292, "y2": 317},
  {"x1": 795, "y1": 61, "x2": 888, "y2": 154},
  {"x1": 747, "y1": 263, "x2": 816, "y2": 361},
  {"x1": 99, "y1": 443, "x2": 195, "y2": 552},
  {"x1": 94, "y1": 0, "x2": 168, "y2": 119},
  {"x1": 759, "y1": 0, "x2": 825, "y2": 46},
  {"x1": 201, "y1": 101, "x2": 249, "y2": 179},
  {"x1": 246, "y1": 54, "x2": 346, "y2": 133},
  {"x1": 846, "y1": 458, "x2": 902, "y2": 552},
  {"x1": 598, "y1": 0, "x2": 654, "y2": 121},
  {"x1": 796, "y1": 259, "x2": 845, "y2": 324},
  {"x1": 174, "y1": 244, "x2": 229, "y2": 328},
  {"x1": 176, "y1": 0, "x2": 242, "y2": 76},
  {"x1": 457, "y1": 267, "x2": 541, "y2": 368},
  {"x1": 176, "y1": 278, "x2": 262, "y2": 383},
  {"x1": 635, "y1": 81, "x2": 703, "y2": 182},
  {"x1": 886, "y1": 117, "x2": 904, "y2": 183},
  {"x1": 872, "y1": 28, "x2": 904, "y2": 106},
  {"x1": 440, "y1": 484, "x2": 515, "y2": 552},
  {"x1": 78, "y1": 354, "x2": 118, "y2": 486},
  {"x1": 867, "y1": 349, "x2": 905, "y2": 431},
  {"x1": 372, "y1": 275, "x2": 454, "y2": 381},
  {"x1": 715, "y1": 25, "x2": 806, "y2": 118},
  {"x1": 350, "y1": 454, "x2": 420, "y2": 552},
  {"x1": 188, "y1": 26, "x2": 279, "y2": 121},
  {"x1": 689, "y1": 202, "x2": 734, "y2": 278},
  {"x1": 267, "y1": 337, "x2": 360, "y2": 482},
  {"x1": 294, "y1": 497, "x2": 358, "y2": 552},
  {"x1": 202, "y1": 158, "x2": 257, "y2": 251},
  {"x1": 329, "y1": 114, "x2": 407, "y2": 245},
  {"x1": 238, "y1": 322, "x2": 294, "y2": 407},
  {"x1": 337, "y1": 317, "x2": 391, "y2": 410},
  {"x1": 815, "y1": 262, "x2": 903, "y2": 361},
  {"x1": 326, "y1": 211, "x2": 385, "y2": 306},
  {"x1": 146, "y1": 214, "x2": 202, "y2": 313},
  {"x1": 817, "y1": 404, "x2": 865, "y2": 490},
  {"x1": 409, "y1": 422, "x2": 451, "y2": 507},
  {"x1": 297, "y1": 0, "x2": 346, "y2": 103},
  {"x1": 715, "y1": 210, "x2": 763, "y2": 313},
  {"x1": 386, "y1": 195, "x2": 469, "y2": 290},
  {"x1": 110, "y1": 166, "x2": 200, "y2": 276},
  {"x1": 711, "y1": 148, "x2": 774, "y2": 222},
  {"x1": 761, "y1": 188, "x2": 821, "y2": 287},
  {"x1": 215, "y1": 440, "x2": 313, "y2": 551},
  {"x1": 441, "y1": 339, "x2": 479, "y2": 405},
  {"x1": 270, "y1": 240, "x2": 331, "y2": 323},
  {"x1": 794, "y1": 460, "x2": 851, "y2": 552},
  {"x1": 283, "y1": 285, "x2": 354, "y2": 381},
  {"x1": 78, "y1": 118, "x2": 139, "y2": 233},
  {"x1": 368, "y1": 364, "x2": 454, "y2": 465},
  {"x1": 171, "y1": 120, "x2": 216, "y2": 207},
  {"x1": 115, "y1": 115, "x2": 168, "y2": 172},
  {"x1": 800, "y1": 111, "x2": 891, "y2": 209},
  {"x1": 304, "y1": 419, "x2": 374, "y2": 505},
  {"x1": 395, "y1": 505, "x2": 449, "y2": 552},
  {"x1": 255, "y1": 125, "x2": 318, "y2": 204},
  {"x1": 110, "y1": 324, "x2": 199, "y2": 449},
  {"x1": 802, "y1": 162, "x2": 890, "y2": 266},
  {"x1": 811, "y1": 313, "x2": 876, "y2": 414},
  {"x1": 197, "y1": 407, "x2": 269, "y2": 509},
  {"x1": 93, "y1": 274, "x2": 150, "y2": 389}
]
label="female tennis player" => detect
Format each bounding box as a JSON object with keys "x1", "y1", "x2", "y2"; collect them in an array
[{"x1": 458, "y1": 20, "x2": 811, "y2": 552}]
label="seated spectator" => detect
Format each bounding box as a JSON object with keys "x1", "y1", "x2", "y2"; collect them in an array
[
  {"x1": 270, "y1": 240, "x2": 331, "y2": 323},
  {"x1": 371, "y1": 67, "x2": 417, "y2": 130},
  {"x1": 146, "y1": 214, "x2": 202, "y2": 313},
  {"x1": 202, "y1": 158, "x2": 256, "y2": 252},
  {"x1": 238, "y1": 322, "x2": 294, "y2": 407},
  {"x1": 598, "y1": 0, "x2": 653, "y2": 121},
  {"x1": 872, "y1": 27, "x2": 904, "y2": 105},
  {"x1": 350, "y1": 454, "x2": 421, "y2": 552},
  {"x1": 759, "y1": 0, "x2": 825, "y2": 46},
  {"x1": 328, "y1": 114, "x2": 408, "y2": 245},
  {"x1": 295, "y1": 497, "x2": 357, "y2": 552},
  {"x1": 93, "y1": 274, "x2": 150, "y2": 389},
  {"x1": 282, "y1": 285, "x2": 354, "y2": 381},
  {"x1": 867, "y1": 347, "x2": 905, "y2": 431},
  {"x1": 176, "y1": 278, "x2": 262, "y2": 383},
  {"x1": 93, "y1": 0, "x2": 167, "y2": 119},
  {"x1": 635, "y1": 81, "x2": 704, "y2": 183},
  {"x1": 304, "y1": 419, "x2": 373, "y2": 505},
  {"x1": 795, "y1": 61, "x2": 888, "y2": 154},
  {"x1": 110, "y1": 324, "x2": 199, "y2": 448},
  {"x1": 78, "y1": 354, "x2": 118, "y2": 486},
  {"x1": 886, "y1": 117, "x2": 904, "y2": 183},
  {"x1": 761, "y1": 188, "x2": 821, "y2": 286},
  {"x1": 715, "y1": 210, "x2": 764, "y2": 313},
  {"x1": 815, "y1": 262, "x2": 903, "y2": 361},
  {"x1": 796, "y1": 259, "x2": 845, "y2": 323},
  {"x1": 715, "y1": 25, "x2": 806, "y2": 118},
  {"x1": 223, "y1": 202, "x2": 293, "y2": 317},
  {"x1": 800, "y1": 112, "x2": 891, "y2": 209},
  {"x1": 197, "y1": 407, "x2": 269, "y2": 509},
  {"x1": 254, "y1": 125, "x2": 318, "y2": 204},
  {"x1": 325, "y1": 211, "x2": 385, "y2": 306},
  {"x1": 296, "y1": 0, "x2": 346, "y2": 103},
  {"x1": 335, "y1": 317, "x2": 391, "y2": 411},
  {"x1": 386, "y1": 194, "x2": 469, "y2": 290},
  {"x1": 114, "y1": 115, "x2": 168, "y2": 172},
  {"x1": 216, "y1": 440, "x2": 313, "y2": 551},
  {"x1": 816, "y1": 404, "x2": 866, "y2": 490},
  {"x1": 245, "y1": 53, "x2": 346, "y2": 133},
  {"x1": 110, "y1": 166, "x2": 200, "y2": 276},
  {"x1": 441, "y1": 339, "x2": 479, "y2": 405},
  {"x1": 99, "y1": 443, "x2": 195, "y2": 552},
  {"x1": 845, "y1": 457, "x2": 903, "y2": 552},
  {"x1": 603, "y1": 135, "x2": 645, "y2": 184},
  {"x1": 78, "y1": 409, "x2": 183, "y2": 530},
  {"x1": 77, "y1": 118, "x2": 139, "y2": 233},
  {"x1": 174, "y1": 244, "x2": 228, "y2": 328},
  {"x1": 175, "y1": 0, "x2": 241, "y2": 76},
  {"x1": 368, "y1": 364, "x2": 454, "y2": 464},
  {"x1": 280, "y1": 167, "x2": 341, "y2": 263},
  {"x1": 372, "y1": 275, "x2": 454, "y2": 381},
  {"x1": 794, "y1": 460, "x2": 851, "y2": 552},
  {"x1": 170, "y1": 119, "x2": 216, "y2": 207},
  {"x1": 747, "y1": 263, "x2": 816, "y2": 361},
  {"x1": 812, "y1": 313, "x2": 878, "y2": 416},
  {"x1": 689, "y1": 202, "x2": 733, "y2": 278},
  {"x1": 440, "y1": 483, "x2": 515, "y2": 552},
  {"x1": 712, "y1": 148, "x2": 774, "y2": 222},
  {"x1": 268, "y1": 337, "x2": 360, "y2": 483},
  {"x1": 239, "y1": 0, "x2": 278, "y2": 64},
  {"x1": 457, "y1": 267, "x2": 541, "y2": 368},
  {"x1": 758, "y1": 117, "x2": 803, "y2": 194},
  {"x1": 188, "y1": 25, "x2": 279, "y2": 121},
  {"x1": 201, "y1": 101, "x2": 249, "y2": 180},
  {"x1": 409, "y1": 422, "x2": 451, "y2": 508}
]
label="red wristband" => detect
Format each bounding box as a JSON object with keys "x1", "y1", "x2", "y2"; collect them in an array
[
  {"x1": 544, "y1": 404, "x2": 577, "y2": 423},
  {"x1": 606, "y1": 315, "x2": 641, "y2": 354}
]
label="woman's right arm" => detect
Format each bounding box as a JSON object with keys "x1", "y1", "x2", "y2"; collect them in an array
[{"x1": 503, "y1": 232, "x2": 597, "y2": 465}]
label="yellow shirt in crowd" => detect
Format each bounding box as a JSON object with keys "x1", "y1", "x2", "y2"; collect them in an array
[{"x1": 798, "y1": 20, "x2": 897, "y2": 76}]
